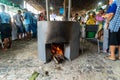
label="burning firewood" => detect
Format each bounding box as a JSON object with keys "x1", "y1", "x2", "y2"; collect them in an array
[
  {"x1": 53, "y1": 56, "x2": 59, "y2": 64},
  {"x1": 53, "y1": 54, "x2": 65, "y2": 64},
  {"x1": 51, "y1": 44, "x2": 65, "y2": 64}
]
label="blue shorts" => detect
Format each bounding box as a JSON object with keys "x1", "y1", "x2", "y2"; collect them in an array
[
  {"x1": 24, "y1": 24, "x2": 32, "y2": 33},
  {"x1": 16, "y1": 25, "x2": 24, "y2": 34}
]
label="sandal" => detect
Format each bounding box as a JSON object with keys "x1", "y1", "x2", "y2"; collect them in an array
[
  {"x1": 116, "y1": 57, "x2": 120, "y2": 60},
  {"x1": 105, "y1": 56, "x2": 116, "y2": 61},
  {"x1": 118, "y1": 57, "x2": 120, "y2": 60}
]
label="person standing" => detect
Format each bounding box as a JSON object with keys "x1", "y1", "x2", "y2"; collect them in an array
[
  {"x1": 102, "y1": 0, "x2": 117, "y2": 53},
  {"x1": 95, "y1": 8, "x2": 105, "y2": 26},
  {"x1": 0, "y1": 5, "x2": 12, "y2": 50},
  {"x1": 13, "y1": 10, "x2": 24, "y2": 40},
  {"x1": 102, "y1": 0, "x2": 119, "y2": 60},
  {"x1": 72, "y1": 13, "x2": 79, "y2": 22},
  {"x1": 86, "y1": 12, "x2": 96, "y2": 25},
  {"x1": 95, "y1": 8, "x2": 105, "y2": 50},
  {"x1": 39, "y1": 13, "x2": 45, "y2": 21},
  {"x1": 107, "y1": 0, "x2": 120, "y2": 60},
  {"x1": 31, "y1": 13, "x2": 37, "y2": 38},
  {"x1": 23, "y1": 9, "x2": 33, "y2": 40}
]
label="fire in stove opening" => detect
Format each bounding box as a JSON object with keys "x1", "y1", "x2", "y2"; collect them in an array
[{"x1": 51, "y1": 43, "x2": 65, "y2": 64}]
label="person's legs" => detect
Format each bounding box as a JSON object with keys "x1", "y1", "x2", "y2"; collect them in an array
[
  {"x1": 119, "y1": 46, "x2": 120, "y2": 58},
  {"x1": 103, "y1": 29, "x2": 109, "y2": 53},
  {"x1": 7, "y1": 25, "x2": 12, "y2": 49},
  {"x1": 25, "y1": 24, "x2": 32, "y2": 40},
  {"x1": 7, "y1": 37, "x2": 12, "y2": 48},
  {"x1": 19, "y1": 26, "x2": 24, "y2": 40},
  {"x1": 28, "y1": 24, "x2": 32, "y2": 39},
  {"x1": 109, "y1": 45, "x2": 116, "y2": 60},
  {"x1": 118, "y1": 29, "x2": 120, "y2": 59},
  {"x1": 3, "y1": 38, "x2": 9, "y2": 50},
  {"x1": 31, "y1": 23, "x2": 37, "y2": 38},
  {"x1": 22, "y1": 25, "x2": 27, "y2": 39},
  {"x1": 108, "y1": 31, "x2": 118, "y2": 60},
  {"x1": 27, "y1": 27, "x2": 31, "y2": 39},
  {"x1": 19, "y1": 33, "x2": 23, "y2": 40},
  {"x1": 25, "y1": 24, "x2": 30, "y2": 39},
  {"x1": 16, "y1": 25, "x2": 23, "y2": 40},
  {"x1": 3, "y1": 24, "x2": 12, "y2": 50},
  {"x1": 17, "y1": 27, "x2": 20, "y2": 39}
]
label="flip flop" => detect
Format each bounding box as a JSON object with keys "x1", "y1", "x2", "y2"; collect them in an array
[
  {"x1": 105, "y1": 56, "x2": 116, "y2": 61},
  {"x1": 116, "y1": 57, "x2": 120, "y2": 60}
]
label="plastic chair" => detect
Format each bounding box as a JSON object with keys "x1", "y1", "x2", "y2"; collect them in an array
[{"x1": 81, "y1": 25, "x2": 100, "y2": 53}]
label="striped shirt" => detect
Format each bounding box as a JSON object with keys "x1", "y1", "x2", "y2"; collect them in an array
[{"x1": 109, "y1": 0, "x2": 120, "y2": 32}]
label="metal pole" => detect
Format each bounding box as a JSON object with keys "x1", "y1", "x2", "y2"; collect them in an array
[
  {"x1": 46, "y1": 0, "x2": 50, "y2": 21},
  {"x1": 63, "y1": 0, "x2": 66, "y2": 21},
  {"x1": 24, "y1": 1, "x2": 27, "y2": 8},
  {"x1": 68, "y1": 0, "x2": 71, "y2": 21}
]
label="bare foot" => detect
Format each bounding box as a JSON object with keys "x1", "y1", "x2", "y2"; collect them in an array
[{"x1": 2, "y1": 48, "x2": 8, "y2": 51}]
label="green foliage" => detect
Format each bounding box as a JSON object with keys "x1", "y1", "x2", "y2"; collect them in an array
[{"x1": 29, "y1": 71, "x2": 39, "y2": 80}]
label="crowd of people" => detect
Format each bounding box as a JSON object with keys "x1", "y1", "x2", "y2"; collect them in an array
[
  {"x1": 72, "y1": 0, "x2": 120, "y2": 61},
  {"x1": 0, "y1": 5, "x2": 46, "y2": 50}
]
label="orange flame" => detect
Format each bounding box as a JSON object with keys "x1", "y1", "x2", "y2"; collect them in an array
[
  {"x1": 56, "y1": 47, "x2": 63, "y2": 55},
  {"x1": 51, "y1": 45, "x2": 63, "y2": 56}
]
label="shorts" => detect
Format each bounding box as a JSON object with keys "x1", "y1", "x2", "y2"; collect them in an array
[
  {"x1": 24, "y1": 24, "x2": 32, "y2": 33},
  {"x1": 0, "y1": 23, "x2": 12, "y2": 39},
  {"x1": 109, "y1": 28, "x2": 120, "y2": 45},
  {"x1": 16, "y1": 25, "x2": 24, "y2": 34}
]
